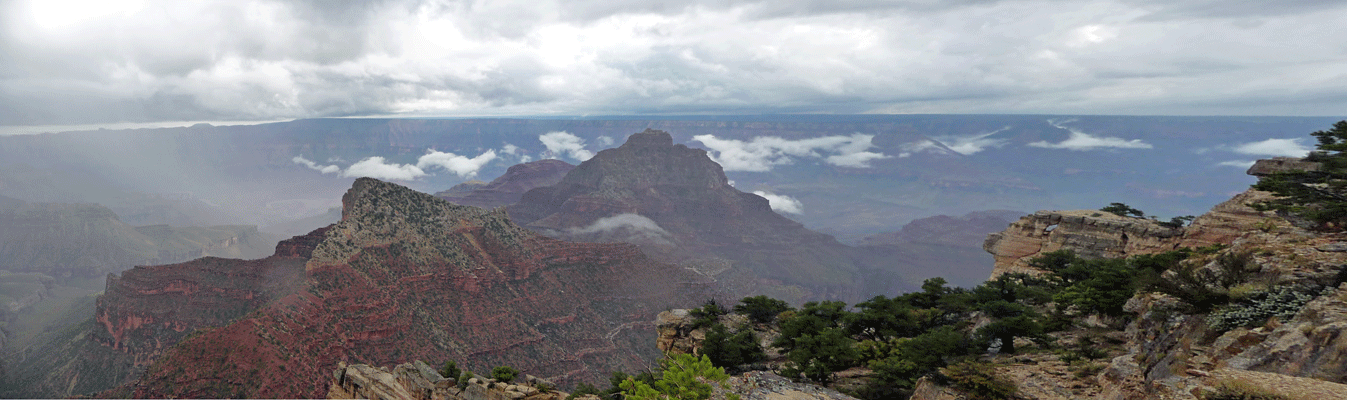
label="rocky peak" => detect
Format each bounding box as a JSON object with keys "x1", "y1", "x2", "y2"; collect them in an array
[
  {"x1": 86, "y1": 178, "x2": 708, "y2": 398},
  {"x1": 318, "y1": 177, "x2": 532, "y2": 273},
  {"x1": 510, "y1": 130, "x2": 869, "y2": 302},
  {"x1": 557, "y1": 129, "x2": 728, "y2": 194}
]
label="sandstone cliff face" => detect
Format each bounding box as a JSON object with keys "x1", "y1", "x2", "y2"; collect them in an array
[
  {"x1": 983, "y1": 186, "x2": 1289, "y2": 278},
  {"x1": 510, "y1": 129, "x2": 878, "y2": 302},
  {"x1": 436, "y1": 159, "x2": 575, "y2": 210},
  {"x1": 982, "y1": 210, "x2": 1183, "y2": 277},
  {"x1": 90, "y1": 178, "x2": 709, "y2": 399}
]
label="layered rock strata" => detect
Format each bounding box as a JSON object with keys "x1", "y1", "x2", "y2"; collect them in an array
[
  {"x1": 983, "y1": 210, "x2": 1183, "y2": 277},
  {"x1": 87, "y1": 178, "x2": 709, "y2": 398}
]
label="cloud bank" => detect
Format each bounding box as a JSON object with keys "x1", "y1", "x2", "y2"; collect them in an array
[
  {"x1": 6, "y1": 0, "x2": 1346, "y2": 126},
  {"x1": 297, "y1": 148, "x2": 499, "y2": 180},
  {"x1": 693, "y1": 133, "x2": 889, "y2": 172},
  {"x1": 752, "y1": 191, "x2": 804, "y2": 215},
  {"x1": 1030, "y1": 120, "x2": 1152, "y2": 151},
  {"x1": 1232, "y1": 138, "x2": 1310, "y2": 158}
]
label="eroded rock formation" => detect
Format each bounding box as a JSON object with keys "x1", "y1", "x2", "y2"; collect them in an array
[
  {"x1": 75, "y1": 178, "x2": 710, "y2": 398},
  {"x1": 983, "y1": 210, "x2": 1183, "y2": 277}
]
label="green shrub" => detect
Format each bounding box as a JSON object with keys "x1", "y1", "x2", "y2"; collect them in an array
[
  {"x1": 619, "y1": 354, "x2": 735, "y2": 400},
  {"x1": 491, "y1": 366, "x2": 519, "y2": 383},
  {"x1": 1207, "y1": 285, "x2": 1319, "y2": 332},
  {"x1": 734, "y1": 295, "x2": 792, "y2": 324},
  {"x1": 939, "y1": 360, "x2": 1017, "y2": 400},
  {"x1": 439, "y1": 360, "x2": 461, "y2": 382},
  {"x1": 1249, "y1": 121, "x2": 1347, "y2": 228},
  {"x1": 689, "y1": 299, "x2": 729, "y2": 329},
  {"x1": 701, "y1": 323, "x2": 766, "y2": 370},
  {"x1": 564, "y1": 382, "x2": 601, "y2": 400}
]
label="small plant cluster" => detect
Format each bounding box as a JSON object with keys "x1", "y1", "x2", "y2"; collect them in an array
[
  {"x1": 938, "y1": 361, "x2": 1017, "y2": 400},
  {"x1": 1099, "y1": 202, "x2": 1195, "y2": 228},
  {"x1": 1207, "y1": 285, "x2": 1319, "y2": 332},
  {"x1": 618, "y1": 354, "x2": 740, "y2": 400},
  {"x1": 688, "y1": 299, "x2": 728, "y2": 329}
]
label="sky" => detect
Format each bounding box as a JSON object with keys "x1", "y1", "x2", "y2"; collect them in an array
[{"x1": 2, "y1": 0, "x2": 1346, "y2": 127}]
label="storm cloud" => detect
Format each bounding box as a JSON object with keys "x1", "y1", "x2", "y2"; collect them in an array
[{"x1": 3, "y1": 0, "x2": 1347, "y2": 126}]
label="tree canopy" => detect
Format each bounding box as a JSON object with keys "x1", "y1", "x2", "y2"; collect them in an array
[{"x1": 1252, "y1": 121, "x2": 1347, "y2": 228}]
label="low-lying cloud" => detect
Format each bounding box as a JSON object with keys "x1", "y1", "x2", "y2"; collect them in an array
[
  {"x1": 1031, "y1": 120, "x2": 1152, "y2": 151},
  {"x1": 539, "y1": 131, "x2": 595, "y2": 161},
  {"x1": 566, "y1": 213, "x2": 674, "y2": 245},
  {"x1": 693, "y1": 133, "x2": 889, "y2": 172},
  {"x1": 292, "y1": 156, "x2": 340, "y2": 174},
  {"x1": 1232, "y1": 138, "x2": 1310, "y2": 158},
  {"x1": 417, "y1": 150, "x2": 498, "y2": 178},
  {"x1": 1216, "y1": 160, "x2": 1256, "y2": 168},
  {"x1": 933, "y1": 127, "x2": 1011, "y2": 155},
  {"x1": 752, "y1": 191, "x2": 804, "y2": 215},
  {"x1": 297, "y1": 148, "x2": 499, "y2": 181},
  {"x1": 343, "y1": 157, "x2": 428, "y2": 180},
  {"x1": 896, "y1": 139, "x2": 957, "y2": 158}
]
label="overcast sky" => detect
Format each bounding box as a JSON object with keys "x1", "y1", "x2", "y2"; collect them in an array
[{"x1": 2, "y1": 0, "x2": 1345, "y2": 126}]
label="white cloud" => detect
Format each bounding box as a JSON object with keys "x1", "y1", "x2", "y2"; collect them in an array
[
  {"x1": 501, "y1": 143, "x2": 520, "y2": 155},
  {"x1": 894, "y1": 139, "x2": 957, "y2": 159},
  {"x1": 752, "y1": 191, "x2": 804, "y2": 215},
  {"x1": 539, "y1": 131, "x2": 594, "y2": 161},
  {"x1": 1030, "y1": 119, "x2": 1152, "y2": 151},
  {"x1": 566, "y1": 213, "x2": 673, "y2": 245},
  {"x1": 292, "y1": 156, "x2": 340, "y2": 174},
  {"x1": 933, "y1": 127, "x2": 1011, "y2": 155},
  {"x1": 416, "y1": 149, "x2": 497, "y2": 178},
  {"x1": 1217, "y1": 160, "x2": 1256, "y2": 168},
  {"x1": 342, "y1": 157, "x2": 427, "y2": 180},
  {"x1": 7, "y1": 1, "x2": 1347, "y2": 126},
  {"x1": 693, "y1": 133, "x2": 889, "y2": 172},
  {"x1": 595, "y1": 136, "x2": 615, "y2": 147},
  {"x1": 1232, "y1": 138, "x2": 1310, "y2": 158},
  {"x1": 310, "y1": 148, "x2": 497, "y2": 180}
]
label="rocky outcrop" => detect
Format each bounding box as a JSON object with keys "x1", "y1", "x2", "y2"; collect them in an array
[
  {"x1": 510, "y1": 129, "x2": 879, "y2": 302},
  {"x1": 714, "y1": 371, "x2": 858, "y2": 400},
  {"x1": 983, "y1": 210, "x2": 1183, "y2": 277},
  {"x1": 436, "y1": 160, "x2": 575, "y2": 209},
  {"x1": 1178, "y1": 189, "x2": 1292, "y2": 249},
  {"x1": 91, "y1": 178, "x2": 709, "y2": 398},
  {"x1": 1246, "y1": 157, "x2": 1319, "y2": 176},
  {"x1": 327, "y1": 361, "x2": 566, "y2": 400},
  {"x1": 1226, "y1": 283, "x2": 1347, "y2": 380}
]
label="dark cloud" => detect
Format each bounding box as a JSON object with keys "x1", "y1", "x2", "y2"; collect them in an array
[{"x1": 1, "y1": 0, "x2": 1344, "y2": 127}]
